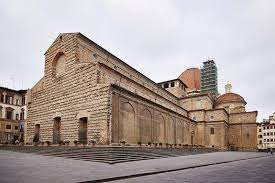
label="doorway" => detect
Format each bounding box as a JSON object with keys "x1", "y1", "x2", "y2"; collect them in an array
[
  {"x1": 79, "y1": 117, "x2": 88, "y2": 143},
  {"x1": 53, "y1": 117, "x2": 61, "y2": 144},
  {"x1": 191, "y1": 135, "x2": 194, "y2": 146},
  {"x1": 34, "y1": 124, "x2": 40, "y2": 141}
]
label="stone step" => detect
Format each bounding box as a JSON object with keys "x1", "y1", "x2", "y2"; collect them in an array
[
  {"x1": 53, "y1": 153, "x2": 170, "y2": 159},
  {"x1": 42, "y1": 150, "x2": 175, "y2": 157},
  {"x1": 47, "y1": 150, "x2": 172, "y2": 156},
  {"x1": 70, "y1": 156, "x2": 158, "y2": 163}
]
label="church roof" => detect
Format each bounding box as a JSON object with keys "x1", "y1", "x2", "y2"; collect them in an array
[
  {"x1": 178, "y1": 68, "x2": 201, "y2": 90},
  {"x1": 215, "y1": 92, "x2": 247, "y2": 106}
]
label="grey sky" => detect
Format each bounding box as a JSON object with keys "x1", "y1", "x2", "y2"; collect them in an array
[{"x1": 0, "y1": 0, "x2": 274, "y2": 121}]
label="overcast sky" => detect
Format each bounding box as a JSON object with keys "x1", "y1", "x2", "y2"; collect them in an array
[{"x1": 0, "y1": 0, "x2": 274, "y2": 121}]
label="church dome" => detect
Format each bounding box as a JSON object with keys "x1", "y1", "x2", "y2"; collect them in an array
[
  {"x1": 215, "y1": 93, "x2": 247, "y2": 106},
  {"x1": 178, "y1": 68, "x2": 201, "y2": 90}
]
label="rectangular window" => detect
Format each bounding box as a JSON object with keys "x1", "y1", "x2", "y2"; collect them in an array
[
  {"x1": 264, "y1": 127, "x2": 266, "y2": 130},
  {"x1": 6, "y1": 134, "x2": 11, "y2": 140},
  {"x1": 271, "y1": 132, "x2": 273, "y2": 135},
  {"x1": 267, "y1": 127, "x2": 270, "y2": 129},
  {"x1": 210, "y1": 127, "x2": 215, "y2": 135},
  {"x1": 5, "y1": 96, "x2": 13, "y2": 104},
  {"x1": 267, "y1": 133, "x2": 269, "y2": 136},
  {"x1": 6, "y1": 111, "x2": 12, "y2": 120},
  {"x1": 0, "y1": 94, "x2": 4, "y2": 102},
  {"x1": 258, "y1": 135, "x2": 262, "y2": 138},
  {"x1": 267, "y1": 139, "x2": 270, "y2": 142},
  {"x1": 22, "y1": 97, "x2": 25, "y2": 105},
  {"x1": 259, "y1": 129, "x2": 262, "y2": 132},
  {"x1": 15, "y1": 114, "x2": 19, "y2": 120},
  {"x1": 170, "y1": 82, "x2": 175, "y2": 87},
  {"x1": 20, "y1": 112, "x2": 24, "y2": 120},
  {"x1": 271, "y1": 139, "x2": 274, "y2": 142},
  {"x1": 264, "y1": 133, "x2": 266, "y2": 136},
  {"x1": 164, "y1": 83, "x2": 169, "y2": 88},
  {"x1": 6, "y1": 125, "x2": 11, "y2": 129},
  {"x1": 264, "y1": 139, "x2": 266, "y2": 142},
  {"x1": 15, "y1": 126, "x2": 18, "y2": 130}
]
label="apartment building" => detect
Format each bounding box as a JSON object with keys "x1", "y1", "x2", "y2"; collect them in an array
[
  {"x1": 0, "y1": 87, "x2": 27, "y2": 143},
  {"x1": 257, "y1": 113, "x2": 275, "y2": 150}
]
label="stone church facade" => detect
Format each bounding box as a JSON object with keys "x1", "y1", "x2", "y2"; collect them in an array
[{"x1": 26, "y1": 33, "x2": 257, "y2": 150}]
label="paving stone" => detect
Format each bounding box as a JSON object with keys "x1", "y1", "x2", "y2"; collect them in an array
[{"x1": 0, "y1": 148, "x2": 269, "y2": 183}]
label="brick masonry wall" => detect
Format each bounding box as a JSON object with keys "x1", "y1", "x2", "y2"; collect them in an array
[{"x1": 26, "y1": 34, "x2": 111, "y2": 144}]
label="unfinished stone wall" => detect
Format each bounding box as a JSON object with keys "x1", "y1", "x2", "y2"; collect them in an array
[{"x1": 26, "y1": 33, "x2": 111, "y2": 144}]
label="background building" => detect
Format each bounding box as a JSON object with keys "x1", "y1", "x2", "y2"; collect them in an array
[
  {"x1": 257, "y1": 112, "x2": 275, "y2": 150},
  {"x1": 200, "y1": 59, "x2": 218, "y2": 98},
  {"x1": 0, "y1": 87, "x2": 27, "y2": 143}
]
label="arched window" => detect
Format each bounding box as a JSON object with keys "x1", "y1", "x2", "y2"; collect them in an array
[
  {"x1": 164, "y1": 83, "x2": 169, "y2": 88},
  {"x1": 52, "y1": 52, "x2": 66, "y2": 77}
]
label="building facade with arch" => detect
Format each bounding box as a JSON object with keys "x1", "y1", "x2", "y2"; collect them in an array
[{"x1": 25, "y1": 33, "x2": 257, "y2": 150}]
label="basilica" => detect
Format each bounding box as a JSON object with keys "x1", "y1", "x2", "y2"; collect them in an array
[{"x1": 26, "y1": 33, "x2": 257, "y2": 151}]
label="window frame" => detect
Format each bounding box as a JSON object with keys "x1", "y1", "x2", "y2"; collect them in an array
[{"x1": 210, "y1": 127, "x2": 215, "y2": 135}]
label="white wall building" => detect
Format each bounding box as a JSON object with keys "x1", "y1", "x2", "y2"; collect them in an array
[{"x1": 257, "y1": 112, "x2": 275, "y2": 150}]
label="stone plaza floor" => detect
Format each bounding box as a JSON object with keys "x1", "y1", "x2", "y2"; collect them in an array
[
  {"x1": 109, "y1": 154, "x2": 275, "y2": 183},
  {"x1": 0, "y1": 146, "x2": 273, "y2": 183}
]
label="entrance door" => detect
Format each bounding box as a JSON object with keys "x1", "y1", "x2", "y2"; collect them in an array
[
  {"x1": 34, "y1": 124, "x2": 40, "y2": 141},
  {"x1": 78, "y1": 117, "x2": 88, "y2": 143},
  {"x1": 53, "y1": 117, "x2": 61, "y2": 144}
]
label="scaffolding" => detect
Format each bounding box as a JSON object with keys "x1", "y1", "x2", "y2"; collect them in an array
[{"x1": 200, "y1": 59, "x2": 218, "y2": 98}]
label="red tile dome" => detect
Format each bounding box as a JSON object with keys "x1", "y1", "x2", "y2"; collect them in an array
[
  {"x1": 215, "y1": 93, "x2": 247, "y2": 106},
  {"x1": 178, "y1": 68, "x2": 201, "y2": 90}
]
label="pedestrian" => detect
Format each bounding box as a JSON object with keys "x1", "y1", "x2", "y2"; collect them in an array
[{"x1": 271, "y1": 148, "x2": 273, "y2": 155}]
